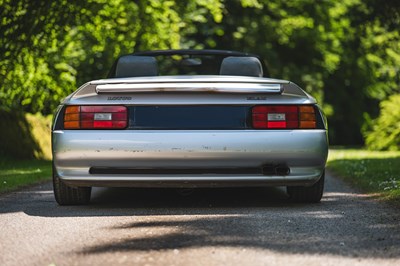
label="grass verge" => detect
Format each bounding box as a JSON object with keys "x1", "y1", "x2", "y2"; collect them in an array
[
  {"x1": 0, "y1": 157, "x2": 52, "y2": 194},
  {"x1": 327, "y1": 148, "x2": 400, "y2": 203}
]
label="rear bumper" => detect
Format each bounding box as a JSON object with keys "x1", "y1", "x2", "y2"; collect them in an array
[{"x1": 52, "y1": 130, "x2": 328, "y2": 187}]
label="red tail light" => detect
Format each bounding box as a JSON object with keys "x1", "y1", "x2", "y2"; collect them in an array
[
  {"x1": 64, "y1": 106, "x2": 128, "y2": 129},
  {"x1": 252, "y1": 105, "x2": 316, "y2": 129}
]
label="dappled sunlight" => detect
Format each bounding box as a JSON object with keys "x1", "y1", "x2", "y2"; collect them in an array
[
  {"x1": 1, "y1": 0, "x2": 400, "y2": 264},
  {"x1": 1, "y1": 173, "x2": 400, "y2": 262},
  {"x1": 0, "y1": 168, "x2": 43, "y2": 176},
  {"x1": 302, "y1": 210, "x2": 344, "y2": 219},
  {"x1": 368, "y1": 224, "x2": 399, "y2": 229},
  {"x1": 324, "y1": 192, "x2": 380, "y2": 199},
  {"x1": 14, "y1": 190, "x2": 53, "y2": 195},
  {"x1": 77, "y1": 208, "x2": 400, "y2": 258},
  {"x1": 328, "y1": 149, "x2": 400, "y2": 161}
]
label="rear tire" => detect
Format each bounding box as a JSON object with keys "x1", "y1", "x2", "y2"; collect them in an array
[
  {"x1": 287, "y1": 170, "x2": 325, "y2": 203},
  {"x1": 53, "y1": 166, "x2": 91, "y2": 205}
]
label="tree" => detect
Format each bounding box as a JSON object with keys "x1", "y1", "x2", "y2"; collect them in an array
[
  {"x1": 0, "y1": 0, "x2": 222, "y2": 114},
  {"x1": 184, "y1": 0, "x2": 400, "y2": 145},
  {"x1": 1, "y1": 0, "x2": 399, "y2": 146},
  {"x1": 365, "y1": 95, "x2": 400, "y2": 151}
]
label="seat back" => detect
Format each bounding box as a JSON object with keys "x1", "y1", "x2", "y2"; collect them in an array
[
  {"x1": 115, "y1": 55, "x2": 158, "y2": 77},
  {"x1": 220, "y1": 56, "x2": 263, "y2": 77}
]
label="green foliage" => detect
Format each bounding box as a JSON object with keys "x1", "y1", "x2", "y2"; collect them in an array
[
  {"x1": 365, "y1": 95, "x2": 400, "y2": 151},
  {"x1": 0, "y1": 0, "x2": 92, "y2": 114},
  {"x1": 185, "y1": 0, "x2": 400, "y2": 145},
  {"x1": 0, "y1": 0, "x2": 223, "y2": 114},
  {"x1": 0, "y1": 0, "x2": 399, "y2": 146},
  {"x1": 328, "y1": 149, "x2": 400, "y2": 203}
]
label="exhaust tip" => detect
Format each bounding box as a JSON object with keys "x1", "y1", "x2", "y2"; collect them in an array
[
  {"x1": 275, "y1": 165, "x2": 290, "y2": 176},
  {"x1": 261, "y1": 165, "x2": 276, "y2": 175},
  {"x1": 261, "y1": 165, "x2": 290, "y2": 176}
]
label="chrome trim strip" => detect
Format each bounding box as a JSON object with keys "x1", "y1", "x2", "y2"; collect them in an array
[
  {"x1": 95, "y1": 83, "x2": 282, "y2": 94},
  {"x1": 90, "y1": 75, "x2": 290, "y2": 85}
]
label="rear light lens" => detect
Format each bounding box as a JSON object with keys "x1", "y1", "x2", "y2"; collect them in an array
[
  {"x1": 252, "y1": 105, "x2": 316, "y2": 129},
  {"x1": 64, "y1": 106, "x2": 128, "y2": 129}
]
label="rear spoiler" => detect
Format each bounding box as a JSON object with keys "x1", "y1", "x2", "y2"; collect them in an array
[
  {"x1": 93, "y1": 76, "x2": 286, "y2": 94},
  {"x1": 95, "y1": 82, "x2": 283, "y2": 94}
]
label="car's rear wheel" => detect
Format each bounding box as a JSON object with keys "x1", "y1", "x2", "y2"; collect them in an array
[
  {"x1": 287, "y1": 170, "x2": 325, "y2": 203},
  {"x1": 53, "y1": 166, "x2": 91, "y2": 205}
]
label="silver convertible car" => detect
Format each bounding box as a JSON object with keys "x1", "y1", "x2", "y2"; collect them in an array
[{"x1": 52, "y1": 50, "x2": 328, "y2": 205}]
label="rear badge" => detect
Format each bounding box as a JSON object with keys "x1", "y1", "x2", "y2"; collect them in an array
[
  {"x1": 107, "y1": 96, "x2": 132, "y2": 101},
  {"x1": 247, "y1": 96, "x2": 267, "y2": 100}
]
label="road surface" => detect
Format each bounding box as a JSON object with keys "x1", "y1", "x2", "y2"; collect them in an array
[{"x1": 1, "y1": 171, "x2": 400, "y2": 266}]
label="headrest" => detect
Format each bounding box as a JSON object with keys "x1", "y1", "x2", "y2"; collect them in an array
[
  {"x1": 220, "y1": 56, "x2": 263, "y2": 77},
  {"x1": 115, "y1": 55, "x2": 158, "y2": 77}
]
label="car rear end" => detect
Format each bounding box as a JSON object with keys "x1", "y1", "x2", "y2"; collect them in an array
[
  {"x1": 52, "y1": 52, "x2": 328, "y2": 205},
  {"x1": 52, "y1": 76, "x2": 328, "y2": 203}
]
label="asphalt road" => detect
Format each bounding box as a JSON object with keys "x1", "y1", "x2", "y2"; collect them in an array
[{"x1": 1, "y1": 171, "x2": 400, "y2": 266}]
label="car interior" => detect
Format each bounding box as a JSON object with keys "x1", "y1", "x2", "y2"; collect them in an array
[{"x1": 108, "y1": 50, "x2": 269, "y2": 78}]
